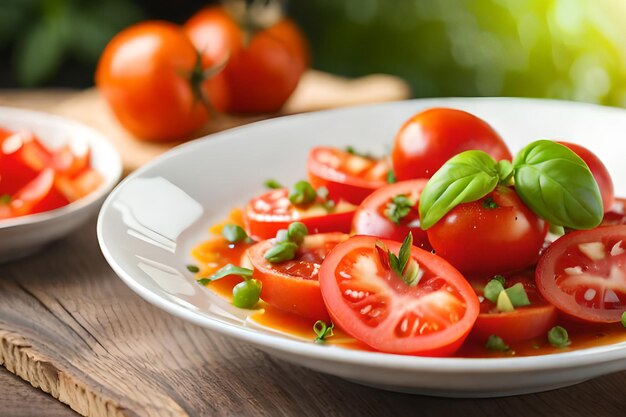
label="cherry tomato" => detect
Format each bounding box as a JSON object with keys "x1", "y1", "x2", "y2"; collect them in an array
[
  {"x1": 469, "y1": 270, "x2": 558, "y2": 344},
  {"x1": 391, "y1": 108, "x2": 512, "y2": 180},
  {"x1": 243, "y1": 188, "x2": 355, "y2": 241},
  {"x1": 352, "y1": 179, "x2": 431, "y2": 249},
  {"x1": 247, "y1": 233, "x2": 348, "y2": 319},
  {"x1": 319, "y1": 235, "x2": 479, "y2": 356},
  {"x1": 602, "y1": 197, "x2": 626, "y2": 226},
  {"x1": 96, "y1": 21, "x2": 212, "y2": 141},
  {"x1": 427, "y1": 186, "x2": 548, "y2": 276},
  {"x1": 558, "y1": 141, "x2": 614, "y2": 212},
  {"x1": 536, "y1": 225, "x2": 626, "y2": 323},
  {"x1": 307, "y1": 147, "x2": 389, "y2": 205},
  {"x1": 184, "y1": 6, "x2": 308, "y2": 114}
]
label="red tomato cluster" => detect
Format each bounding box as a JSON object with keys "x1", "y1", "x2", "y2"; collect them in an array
[
  {"x1": 222, "y1": 107, "x2": 624, "y2": 357},
  {"x1": 96, "y1": 5, "x2": 308, "y2": 142},
  {"x1": 0, "y1": 128, "x2": 102, "y2": 220}
]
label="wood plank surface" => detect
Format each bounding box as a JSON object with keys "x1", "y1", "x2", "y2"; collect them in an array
[{"x1": 1, "y1": 218, "x2": 626, "y2": 417}]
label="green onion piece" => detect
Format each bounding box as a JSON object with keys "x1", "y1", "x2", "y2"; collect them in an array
[
  {"x1": 197, "y1": 278, "x2": 211, "y2": 286},
  {"x1": 186, "y1": 265, "x2": 200, "y2": 273},
  {"x1": 313, "y1": 320, "x2": 335, "y2": 343},
  {"x1": 208, "y1": 264, "x2": 253, "y2": 281},
  {"x1": 386, "y1": 170, "x2": 397, "y2": 184},
  {"x1": 264, "y1": 179, "x2": 283, "y2": 189},
  {"x1": 384, "y1": 194, "x2": 413, "y2": 224},
  {"x1": 482, "y1": 197, "x2": 498, "y2": 209},
  {"x1": 493, "y1": 274, "x2": 506, "y2": 285},
  {"x1": 496, "y1": 290, "x2": 515, "y2": 312},
  {"x1": 264, "y1": 241, "x2": 298, "y2": 263},
  {"x1": 622, "y1": 312, "x2": 626, "y2": 328},
  {"x1": 549, "y1": 224, "x2": 565, "y2": 236},
  {"x1": 485, "y1": 335, "x2": 509, "y2": 351},
  {"x1": 288, "y1": 180, "x2": 317, "y2": 206},
  {"x1": 483, "y1": 279, "x2": 505, "y2": 303},
  {"x1": 0, "y1": 194, "x2": 11, "y2": 204},
  {"x1": 287, "y1": 222, "x2": 308, "y2": 245},
  {"x1": 548, "y1": 325, "x2": 571, "y2": 348},
  {"x1": 222, "y1": 224, "x2": 248, "y2": 243},
  {"x1": 505, "y1": 283, "x2": 531, "y2": 307}
]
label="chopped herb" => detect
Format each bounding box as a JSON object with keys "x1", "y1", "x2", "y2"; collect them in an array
[
  {"x1": 505, "y1": 283, "x2": 530, "y2": 307},
  {"x1": 264, "y1": 241, "x2": 298, "y2": 263},
  {"x1": 187, "y1": 265, "x2": 200, "y2": 273},
  {"x1": 622, "y1": 312, "x2": 626, "y2": 328},
  {"x1": 548, "y1": 326, "x2": 571, "y2": 348},
  {"x1": 496, "y1": 290, "x2": 515, "y2": 312},
  {"x1": 483, "y1": 279, "x2": 505, "y2": 303},
  {"x1": 208, "y1": 264, "x2": 253, "y2": 281},
  {"x1": 493, "y1": 275, "x2": 506, "y2": 285},
  {"x1": 287, "y1": 222, "x2": 308, "y2": 245},
  {"x1": 384, "y1": 194, "x2": 413, "y2": 224},
  {"x1": 222, "y1": 224, "x2": 248, "y2": 243},
  {"x1": 485, "y1": 334, "x2": 509, "y2": 351},
  {"x1": 197, "y1": 278, "x2": 211, "y2": 286},
  {"x1": 313, "y1": 320, "x2": 335, "y2": 343},
  {"x1": 376, "y1": 232, "x2": 421, "y2": 286},
  {"x1": 549, "y1": 224, "x2": 565, "y2": 236},
  {"x1": 484, "y1": 278, "x2": 529, "y2": 311},
  {"x1": 346, "y1": 146, "x2": 372, "y2": 159},
  {"x1": 288, "y1": 180, "x2": 317, "y2": 206},
  {"x1": 264, "y1": 179, "x2": 283, "y2": 189},
  {"x1": 482, "y1": 197, "x2": 498, "y2": 209},
  {"x1": 386, "y1": 169, "x2": 397, "y2": 184},
  {"x1": 0, "y1": 194, "x2": 10, "y2": 204},
  {"x1": 316, "y1": 186, "x2": 335, "y2": 211}
]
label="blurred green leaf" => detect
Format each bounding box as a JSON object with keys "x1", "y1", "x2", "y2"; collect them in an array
[{"x1": 15, "y1": 17, "x2": 66, "y2": 86}]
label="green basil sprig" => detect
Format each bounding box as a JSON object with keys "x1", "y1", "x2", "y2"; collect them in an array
[
  {"x1": 418, "y1": 140, "x2": 604, "y2": 230},
  {"x1": 513, "y1": 140, "x2": 603, "y2": 229}
]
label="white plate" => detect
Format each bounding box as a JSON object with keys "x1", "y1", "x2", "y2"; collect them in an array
[
  {"x1": 0, "y1": 107, "x2": 121, "y2": 262},
  {"x1": 97, "y1": 98, "x2": 626, "y2": 397}
]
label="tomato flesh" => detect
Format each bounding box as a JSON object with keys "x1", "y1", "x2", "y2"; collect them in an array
[
  {"x1": 247, "y1": 233, "x2": 348, "y2": 320},
  {"x1": 537, "y1": 225, "x2": 626, "y2": 323},
  {"x1": 352, "y1": 179, "x2": 431, "y2": 249},
  {"x1": 307, "y1": 147, "x2": 389, "y2": 205},
  {"x1": 243, "y1": 188, "x2": 355, "y2": 241},
  {"x1": 602, "y1": 197, "x2": 626, "y2": 226},
  {"x1": 319, "y1": 236, "x2": 479, "y2": 356}
]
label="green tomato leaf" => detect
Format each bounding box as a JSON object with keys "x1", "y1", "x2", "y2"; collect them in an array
[
  {"x1": 419, "y1": 150, "x2": 500, "y2": 229},
  {"x1": 513, "y1": 140, "x2": 603, "y2": 229}
]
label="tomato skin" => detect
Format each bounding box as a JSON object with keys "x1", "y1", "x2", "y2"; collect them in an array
[
  {"x1": 391, "y1": 108, "x2": 512, "y2": 180},
  {"x1": 427, "y1": 186, "x2": 548, "y2": 276},
  {"x1": 536, "y1": 225, "x2": 626, "y2": 323},
  {"x1": 557, "y1": 142, "x2": 614, "y2": 212},
  {"x1": 247, "y1": 233, "x2": 348, "y2": 320},
  {"x1": 602, "y1": 197, "x2": 626, "y2": 226},
  {"x1": 9, "y1": 169, "x2": 69, "y2": 217},
  {"x1": 185, "y1": 7, "x2": 308, "y2": 114},
  {"x1": 0, "y1": 131, "x2": 51, "y2": 195},
  {"x1": 243, "y1": 188, "x2": 355, "y2": 241},
  {"x1": 469, "y1": 271, "x2": 558, "y2": 344},
  {"x1": 352, "y1": 179, "x2": 431, "y2": 249},
  {"x1": 319, "y1": 235, "x2": 479, "y2": 356},
  {"x1": 307, "y1": 147, "x2": 389, "y2": 205},
  {"x1": 96, "y1": 21, "x2": 210, "y2": 141}
]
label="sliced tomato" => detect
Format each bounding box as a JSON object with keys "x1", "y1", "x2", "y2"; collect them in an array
[
  {"x1": 307, "y1": 147, "x2": 389, "y2": 205},
  {"x1": 52, "y1": 143, "x2": 91, "y2": 178},
  {"x1": 247, "y1": 233, "x2": 348, "y2": 320},
  {"x1": 352, "y1": 179, "x2": 430, "y2": 249},
  {"x1": 469, "y1": 270, "x2": 558, "y2": 344},
  {"x1": 0, "y1": 131, "x2": 51, "y2": 195},
  {"x1": 319, "y1": 236, "x2": 479, "y2": 356},
  {"x1": 243, "y1": 188, "x2": 356, "y2": 241},
  {"x1": 536, "y1": 225, "x2": 626, "y2": 323},
  {"x1": 9, "y1": 169, "x2": 69, "y2": 217},
  {"x1": 55, "y1": 169, "x2": 104, "y2": 202},
  {"x1": 602, "y1": 197, "x2": 626, "y2": 226}
]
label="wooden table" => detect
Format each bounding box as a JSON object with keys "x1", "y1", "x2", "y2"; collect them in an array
[{"x1": 1, "y1": 79, "x2": 626, "y2": 417}]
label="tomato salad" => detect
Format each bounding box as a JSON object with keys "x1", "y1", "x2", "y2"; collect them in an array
[
  {"x1": 190, "y1": 107, "x2": 626, "y2": 358},
  {"x1": 0, "y1": 128, "x2": 103, "y2": 220}
]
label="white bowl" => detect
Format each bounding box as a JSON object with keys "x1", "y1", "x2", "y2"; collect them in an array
[
  {"x1": 97, "y1": 98, "x2": 626, "y2": 397},
  {"x1": 0, "y1": 107, "x2": 121, "y2": 262}
]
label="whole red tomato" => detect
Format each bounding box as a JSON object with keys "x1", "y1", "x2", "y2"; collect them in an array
[
  {"x1": 184, "y1": 6, "x2": 308, "y2": 114},
  {"x1": 427, "y1": 186, "x2": 548, "y2": 276},
  {"x1": 558, "y1": 141, "x2": 614, "y2": 212},
  {"x1": 96, "y1": 21, "x2": 214, "y2": 141},
  {"x1": 391, "y1": 108, "x2": 512, "y2": 180}
]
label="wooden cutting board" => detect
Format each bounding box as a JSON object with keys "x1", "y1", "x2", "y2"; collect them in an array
[{"x1": 0, "y1": 70, "x2": 410, "y2": 174}]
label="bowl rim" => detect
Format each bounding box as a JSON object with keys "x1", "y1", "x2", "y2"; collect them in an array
[{"x1": 0, "y1": 106, "x2": 122, "y2": 229}]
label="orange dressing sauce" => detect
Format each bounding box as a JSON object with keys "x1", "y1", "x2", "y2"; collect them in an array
[{"x1": 192, "y1": 209, "x2": 626, "y2": 357}]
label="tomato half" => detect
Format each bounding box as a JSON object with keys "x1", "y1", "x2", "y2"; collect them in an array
[
  {"x1": 469, "y1": 270, "x2": 558, "y2": 344},
  {"x1": 96, "y1": 21, "x2": 212, "y2": 141},
  {"x1": 352, "y1": 179, "x2": 431, "y2": 249},
  {"x1": 307, "y1": 147, "x2": 389, "y2": 205},
  {"x1": 319, "y1": 236, "x2": 479, "y2": 356},
  {"x1": 391, "y1": 108, "x2": 512, "y2": 180},
  {"x1": 536, "y1": 225, "x2": 626, "y2": 323},
  {"x1": 558, "y1": 141, "x2": 614, "y2": 212},
  {"x1": 602, "y1": 197, "x2": 626, "y2": 226},
  {"x1": 427, "y1": 186, "x2": 548, "y2": 276},
  {"x1": 185, "y1": 6, "x2": 308, "y2": 114},
  {"x1": 247, "y1": 233, "x2": 348, "y2": 320},
  {"x1": 243, "y1": 188, "x2": 355, "y2": 241}
]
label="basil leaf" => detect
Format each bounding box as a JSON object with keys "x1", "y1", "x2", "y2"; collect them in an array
[
  {"x1": 419, "y1": 151, "x2": 500, "y2": 229},
  {"x1": 513, "y1": 140, "x2": 603, "y2": 229}
]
